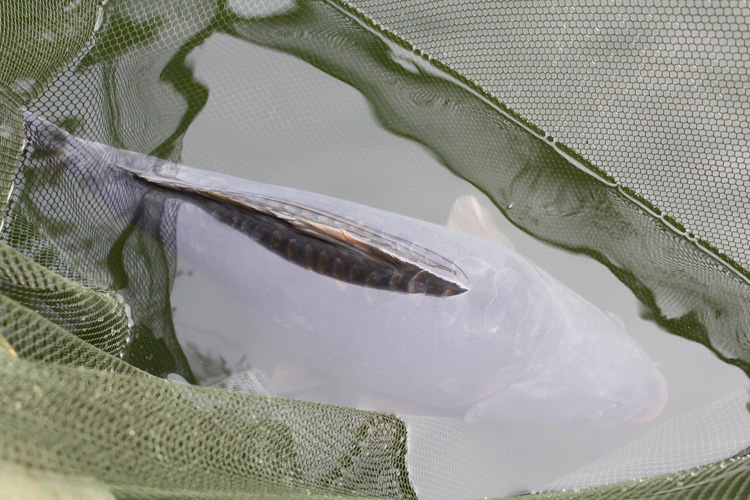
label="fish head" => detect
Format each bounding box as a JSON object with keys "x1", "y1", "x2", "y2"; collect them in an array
[
  {"x1": 556, "y1": 274, "x2": 670, "y2": 426},
  {"x1": 466, "y1": 270, "x2": 668, "y2": 427}
]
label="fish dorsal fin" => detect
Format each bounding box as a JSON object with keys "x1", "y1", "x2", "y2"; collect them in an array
[
  {"x1": 448, "y1": 195, "x2": 514, "y2": 249},
  {"x1": 122, "y1": 163, "x2": 469, "y2": 296}
]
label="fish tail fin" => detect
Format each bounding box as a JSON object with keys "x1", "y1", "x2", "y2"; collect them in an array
[
  {"x1": 21, "y1": 108, "x2": 71, "y2": 155},
  {"x1": 447, "y1": 195, "x2": 515, "y2": 249}
]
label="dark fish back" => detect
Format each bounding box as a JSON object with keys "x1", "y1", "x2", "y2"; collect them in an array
[{"x1": 171, "y1": 186, "x2": 465, "y2": 297}]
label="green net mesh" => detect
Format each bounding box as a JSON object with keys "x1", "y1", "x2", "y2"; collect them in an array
[{"x1": 2, "y1": 0, "x2": 750, "y2": 498}]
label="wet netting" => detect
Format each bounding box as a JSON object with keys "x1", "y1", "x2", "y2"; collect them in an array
[{"x1": 1, "y1": 0, "x2": 750, "y2": 499}]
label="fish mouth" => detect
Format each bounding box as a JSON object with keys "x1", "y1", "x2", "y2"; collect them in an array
[
  {"x1": 631, "y1": 396, "x2": 666, "y2": 423},
  {"x1": 630, "y1": 370, "x2": 669, "y2": 423}
]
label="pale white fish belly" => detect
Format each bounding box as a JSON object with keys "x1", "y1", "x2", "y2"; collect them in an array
[
  {"x1": 23, "y1": 110, "x2": 668, "y2": 426},
  {"x1": 174, "y1": 195, "x2": 666, "y2": 427},
  {"x1": 176, "y1": 202, "x2": 526, "y2": 408}
]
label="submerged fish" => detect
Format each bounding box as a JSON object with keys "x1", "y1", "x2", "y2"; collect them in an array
[{"x1": 22, "y1": 110, "x2": 667, "y2": 426}]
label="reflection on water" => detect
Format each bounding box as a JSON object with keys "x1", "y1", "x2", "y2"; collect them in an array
[{"x1": 12, "y1": 0, "x2": 750, "y2": 497}]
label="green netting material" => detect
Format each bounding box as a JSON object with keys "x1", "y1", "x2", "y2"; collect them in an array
[
  {"x1": 2, "y1": 0, "x2": 750, "y2": 498},
  {"x1": 349, "y1": 0, "x2": 750, "y2": 269},
  {"x1": 0, "y1": 241, "x2": 414, "y2": 499}
]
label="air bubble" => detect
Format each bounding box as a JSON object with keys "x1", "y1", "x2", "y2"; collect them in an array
[
  {"x1": 94, "y1": 6, "x2": 104, "y2": 31},
  {"x1": 123, "y1": 303, "x2": 135, "y2": 327}
]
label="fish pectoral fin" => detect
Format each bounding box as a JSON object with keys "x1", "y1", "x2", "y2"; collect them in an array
[
  {"x1": 212, "y1": 368, "x2": 277, "y2": 397},
  {"x1": 448, "y1": 195, "x2": 515, "y2": 249},
  {"x1": 464, "y1": 363, "x2": 527, "y2": 423},
  {"x1": 464, "y1": 386, "x2": 512, "y2": 423},
  {"x1": 356, "y1": 392, "x2": 451, "y2": 417},
  {"x1": 270, "y1": 358, "x2": 330, "y2": 395}
]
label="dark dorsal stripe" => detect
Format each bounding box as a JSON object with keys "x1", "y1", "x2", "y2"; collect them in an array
[{"x1": 155, "y1": 184, "x2": 465, "y2": 297}]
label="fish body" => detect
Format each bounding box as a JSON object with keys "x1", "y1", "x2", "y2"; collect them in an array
[{"x1": 22, "y1": 110, "x2": 667, "y2": 426}]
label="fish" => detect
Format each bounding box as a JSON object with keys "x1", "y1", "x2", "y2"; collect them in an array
[{"x1": 22, "y1": 110, "x2": 667, "y2": 426}]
